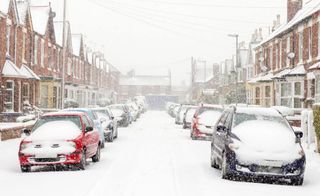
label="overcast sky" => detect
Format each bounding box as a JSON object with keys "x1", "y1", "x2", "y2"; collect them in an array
[{"x1": 32, "y1": 0, "x2": 288, "y2": 86}]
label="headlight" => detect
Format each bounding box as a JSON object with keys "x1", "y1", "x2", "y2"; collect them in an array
[
  {"x1": 228, "y1": 143, "x2": 240, "y2": 151},
  {"x1": 20, "y1": 141, "x2": 32, "y2": 151}
]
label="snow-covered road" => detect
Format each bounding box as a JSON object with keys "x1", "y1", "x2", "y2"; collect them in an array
[{"x1": 0, "y1": 111, "x2": 320, "y2": 196}]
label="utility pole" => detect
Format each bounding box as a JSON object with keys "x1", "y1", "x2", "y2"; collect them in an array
[
  {"x1": 228, "y1": 34, "x2": 239, "y2": 104},
  {"x1": 61, "y1": 0, "x2": 67, "y2": 109}
]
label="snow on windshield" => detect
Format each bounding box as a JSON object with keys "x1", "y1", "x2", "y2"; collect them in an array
[
  {"x1": 111, "y1": 109, "x2": 124, "y2": 117},
  {"x1": 26, "y1": 120, "x2": 82, "y2": 141},
  {"x1": 186, "y1": 108, "x2": 196, "y2": 122},
  {"x1": 198, "y1": 110, "x2": 222, "y2": 126}
]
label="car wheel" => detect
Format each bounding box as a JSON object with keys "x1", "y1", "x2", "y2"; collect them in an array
[
  {"x1": 114, "y1": 128, "x2": 118, "y2": 139},
  {"x1": 183, "y1": 124, "x2": 187, "y2": 129},
  {"x1": 101, "y1": 141, "x2": 105, "y2": 149},
  {"x1": 210, "y1": 147, "x2": 219, "y2": 169},
  {"x1": 191, "y1": 132, "x2": 196, "y2": 140},
  {"x1": 77, "y1": 150, "x2": 87, "y2": 170},
  {"x1": 107, "y1": 131, "x2": 114, "y2": 142},
  {"x1": 92, "y1": 144, "x2": 101, "y2": 163},
  {"x1": 21, "y1": 165, "x2": 31, "y2": 173},
  {"x1": 221, "y1": 153, "x2": 231, "y2": 179},
  {"x1": 290, "y1": 177, "x2": 304, "y2": 186}
]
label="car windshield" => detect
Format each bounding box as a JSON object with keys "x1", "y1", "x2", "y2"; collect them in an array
[
  {"x1": 94, "y1": 110, "x2": 110, "y2": 118},
  {"x1": 33, "y1": 116, "x2": 82, "y2": 131},
  {"x1": 96, "y1": 112, "x2": 110, "y2": 120},
  {"x1": 233, "y1": 113, "x2": 289, "y2": 128},
  {"x1": 67, "y1": 110, "x2": 96, "y2": 120}
]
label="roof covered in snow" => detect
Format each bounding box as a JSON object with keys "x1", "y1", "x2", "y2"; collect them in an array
[
  {"x1": 257, "y1": 0, "x2": 320, "y2": 47},
  {"x1": 0, "y1": 0, "x2": 10, "y2": 14},
  {"x1": 71, "y1": 34, "x2": 82, "y2": 56},
  {"x1": 30, "y1": 6, "x2": 50, "y2": 35},
  {"x1": 53, "y1": 21, "x2": 71, "y2": 47},
  {"x1": 1, "y1": 59, "x2": 27, "y2": 78},
  {"x1": 286, "y1": 65, "x2": 306, "y2": 76},
  {"x1": 120, "y1": 75, "x2": 171, "y2": 86},
  {"x1": 20, "y1": 64, "x2": 40, "y2": 80},
  {"x1": 16, "y1": 0, "x2": 29, "y2": 25}
]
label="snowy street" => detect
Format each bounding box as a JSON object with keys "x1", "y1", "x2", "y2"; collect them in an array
[{"x1": 1, "y1": 111, "x2": 320, "y2": 196}]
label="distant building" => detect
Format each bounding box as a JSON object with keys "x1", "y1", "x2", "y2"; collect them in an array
[{"x1": 119, "y1": 71, "x2": 171, "y2": 101}]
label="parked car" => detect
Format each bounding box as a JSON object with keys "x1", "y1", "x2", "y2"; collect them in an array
[
  {"x1": 183, "y1": 106, "x2": 197, "y2": 129},
  {"x1": 93, "y1": 108, "x2": 118, "y2": 142},
  {"x1": 175, "y1": 105, "x2": 192, "y2": 125},
  {"x1": 109, "y1": 104, "x2": 130, "y2": 127},
  {"x1": 19, "y1": 112, "x2": 101, "y2": 172},
  {"x1": 172, "y1": 105, "x2": 181, "y2": 118},
  {"x1": 191, "y1": 104, "x2": 223, "y2": 140},
  {"x1": 210, "y1": 106, "x2": 306, "y2": 185},
  {"x1": 63, "y1": 108, "x2": 105, "y2": 148}
]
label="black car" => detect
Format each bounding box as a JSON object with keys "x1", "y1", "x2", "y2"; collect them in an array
[
  {"x1": 93, "y1": 108, "x2": 118, "y2": 142},
  {"x1": 210, "y1": 106, "x2": 305, "y2": 185}
]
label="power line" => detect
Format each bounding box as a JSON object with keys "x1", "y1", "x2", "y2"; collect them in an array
[
  {"x1": 129, "y1": 0, "x2": 287, "y2": 9},
  {"x1": 88, "y1": 0, "x2": 253, "y2": 36},
  {"x1": 104, "y1": 0, "x2": 272, "y2": 25}
]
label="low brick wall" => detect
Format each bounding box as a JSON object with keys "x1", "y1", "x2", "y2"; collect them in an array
[{"x1": 0, "y1": 124, "x2": 34, "y2": 141}]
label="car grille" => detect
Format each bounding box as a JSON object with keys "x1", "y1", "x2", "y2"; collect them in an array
[{"x1": 250, "y1": 165, "x2": 283, "y2": 174}]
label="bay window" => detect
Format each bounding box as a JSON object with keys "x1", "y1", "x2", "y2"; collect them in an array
[{"x1": 5, "y1": 81, "x2": 14, "y2": 112}]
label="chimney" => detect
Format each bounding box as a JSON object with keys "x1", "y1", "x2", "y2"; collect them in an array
[
  {"x1": 276, "y1": 14, "x2": 281, "y2": 26},
  {"x1": 287, "y1": 0, "x2": 302, "y2": 22}
]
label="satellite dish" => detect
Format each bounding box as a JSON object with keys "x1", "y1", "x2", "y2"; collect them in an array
[
  {"x1": 261, "y1": 66, "x2": 268, "y2": 72},
  {"x1": 287, "y1": 52, "x2": 295, "y2": 59}
]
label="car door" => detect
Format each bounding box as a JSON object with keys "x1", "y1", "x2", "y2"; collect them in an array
[
  {"x1": 213, "y1": 110, "x2": 230, "y2": 161},
  {"x1": 82, "y1": 115, "x2": 96, "y2": 157}
]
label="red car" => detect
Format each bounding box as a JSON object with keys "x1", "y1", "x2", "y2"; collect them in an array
[
  {"x1": 191, "y1": 104, "x2": 224, "y2": 140},
  {"x1": 19, "y1": 112, "x2": 101, "y2": 172}
]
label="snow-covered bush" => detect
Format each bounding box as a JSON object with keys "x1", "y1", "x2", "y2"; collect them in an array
[{"x1": 313, "y1": 105, "x2": 320, "y2": 152}]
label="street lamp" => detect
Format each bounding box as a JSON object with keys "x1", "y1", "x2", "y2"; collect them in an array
[{"x1": 228, "y1": 34, "x2": 239, "y2": 104}]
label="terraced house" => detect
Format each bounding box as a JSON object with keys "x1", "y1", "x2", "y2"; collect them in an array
[
  {"x1": 0, "y1": 0, "x2": 120, "y2": 119},
  {"x1": 252, "y1": 0, "x2": 320, "y2": 109}
]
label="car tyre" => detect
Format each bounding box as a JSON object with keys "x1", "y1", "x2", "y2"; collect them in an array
[
  {"x1": 221, "y1": 153, "x2": 231, "y2": 180},
  {"x1": 21, "y1": 165, "x2": 31, "y2": 173},
  {"x1": 107, "y1": 131, "x2": 114, "y2": 142},
  {"x1": 92, "y1": 144, "x2": 101, "y2": 162},
  {"x1": 77, "y1": 150, "x2": 87, "y2": 170},
  {"x1": 114, "y1": 128, "x2": 118, "y2": 139},
  {"x1": 290, "y1": 177, "x2": 304, "y2": 186},
  {"x1": 210, "y1": 146, "x2": 219, "y2": 169}
]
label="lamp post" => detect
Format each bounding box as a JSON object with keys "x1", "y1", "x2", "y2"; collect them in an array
[
  {"x1": 228, "y1": 34, "x2": 239, "y2": 104},
  {"x1": 61, "y1": 0, "x2": 67, "y2": 109}
]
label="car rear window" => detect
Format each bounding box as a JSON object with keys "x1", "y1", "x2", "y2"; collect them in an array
[{"x1": 33, "y1": 116, "x2": 82, "y2": 131}]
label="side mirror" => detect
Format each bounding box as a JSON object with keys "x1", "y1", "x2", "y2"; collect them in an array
[
  {"x1": 294, "y1": 131, "x2": 303, "y2": 139},
  {"x1": 22, "y1": 128, "x2": 31, "y2": 136},
  {"x1": 85, "y1": 126, "x2": 93, "y2": 133},
  {"x1": 217, "y1": 125, "x2": 228, "y2": 133},
  {"x1": 111, "y1": 116, "x2": 115, "y2": 120}
]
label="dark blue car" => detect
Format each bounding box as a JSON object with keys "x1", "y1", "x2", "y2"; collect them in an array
[{"x1": 210, "y1": 106, "x2": 305, "y2": 185}]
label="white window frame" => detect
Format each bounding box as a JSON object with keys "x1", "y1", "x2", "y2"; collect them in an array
[
  {"x1": 22, "y1": 83, "x2": 30, "y2": 103},
  {"x1": 5, "y1": 80, "x2": 14, "y2": 112}
]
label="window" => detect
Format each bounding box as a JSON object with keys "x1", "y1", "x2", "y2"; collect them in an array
[
  {"x1": 255, "y1": 87, "x2": 260, "y2": 105},
  {"x1": 275, "y1": 44, "x2": 279, "y2": 70},
  {"x1": 299, "y1": 32, "x2": 303, "y2": 62},
  {"x1": 280, "y1": 83, "x2": 292, "y2": 107},
  {"x1": 279, "y1": 40, "x2": 282, "y2": 69},
  {"x1": 294, "y1": 82, "x2": 302, "y2": 108},
  {"x1": 269, "y1": 47, "x2": 273, "y2": 69},
  {"x1": 40, "y1": 39, "x2": 45, "y2": 67},
  {"x1": 22, "y1": 83, "x2": 30, "y2": 103},
  {"x1": 287, "y1": 36, "x2": 290, "y2": 67},
  {"x1": 48, "y1": 46, "x2": 53, "y2": 69},
  {"x1": 309, "y1": 27, "x2": 312, "y2": 60},
  {"x1": 34, "y1": 36, "x2": 38, "y2": 65},
  {"x1": 68, "y1": 58, "x2": 72, "y2": 75},
  {"x1": 22, "y1": 33, "x2": 26, "y2": 61},
  {"x1": 6, "y1": 24, "x2": 10, "y2": 52},
  {"x1": 265, "y1": 86, "x2": 271, "y2": 107},
  {"x1": 5, "y1": 81, "x2": 14, "y2": 112}
]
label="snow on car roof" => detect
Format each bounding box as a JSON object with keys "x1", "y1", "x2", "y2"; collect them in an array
[
  {"x1": 42, "y1": 111, "x2": 85, "y2": 117},
  {"x1": 235, "y1": 107, "x2": 281, "y2": 117}
]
